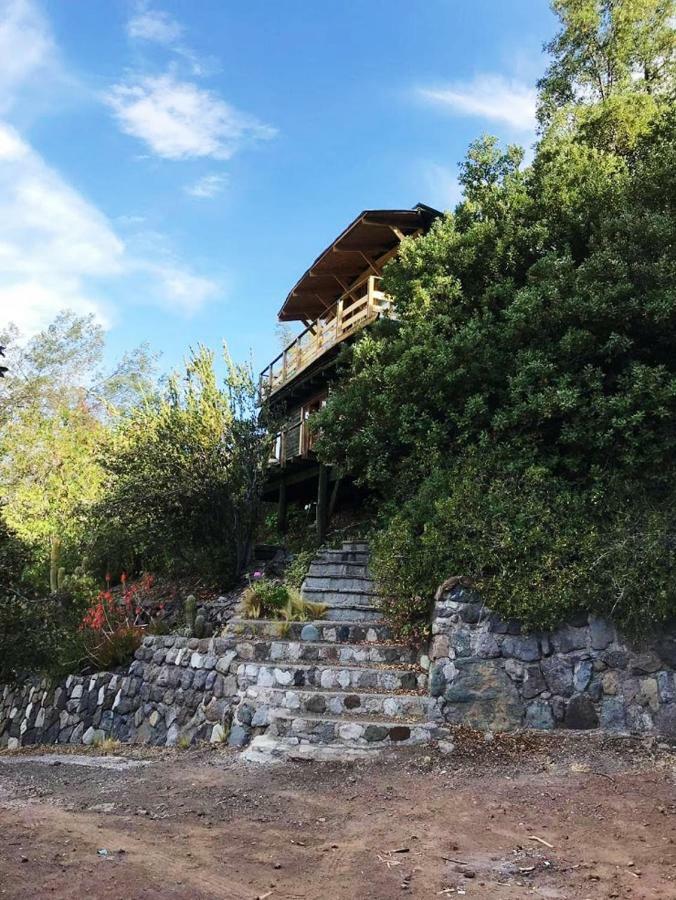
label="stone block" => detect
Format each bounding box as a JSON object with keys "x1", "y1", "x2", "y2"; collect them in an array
[
  {"x1": 210, "y1": 724, "x2": 227, "y2": 743},
  {"x1": 501, "y1": 634, "x2": 541, "y2": 662},
  {"x1": 524, "y1": 699, "x2": 554, "y2": 730},
  {"x1": 541, "y1": 656, "x2": 574, "y2": 697},
  {"x1": 443, "y1": 660, "x2": 524, "y2": 731},
  {"x1": 82, "y1": 726, "x2": 105, "y2": 746},
  {"x1": 639, "y1": 677, "x2": 660, "y2": 711},
  {"x1": 564, "y1": 694, "x2": 598, "y2": 730},
  {"x1": 551, "y1": 625, "x2": 588, "y2": 654},
  {"x1": 522, "y1": 665, "x2": 546, "y2": 699},
  {"x1": 655, "y1": 703, "x2": 676, "y2": 739},
  {"x1": 504, "y1": 658, "x2": 525, "y2": 681},
  {"x1": 430, "y1": 634, "x2": 450, "y2": 659},
  {"x1": 629, "y1": 652, "x2": 661, "y2": 675},
  {"x1": 601, "y1": 649, "x2": 628, "y2": 669},
  {"x1": 300, "y1": 624, "x2": 320, "y2": 642},
  {"x1": 364, "y1": 724, "x2": 388, "y2": 742},
  {"x1": 573, "y1": 659, "x2": 593, "y2": 693},
  {"x1": 228, "y1": 724, "x2": 250, "y2": 747},
  {"x1": 428, "y1": 663, "x2": 446, "y2": 697},
  {"x1": 474, "y1": 632, "x2": 500, "y2": 659},
  {"x1": 657, "y1": 671, "x2": 675, "y2": 704},
  {"x1": 589, "y1": 617, "x2": 614, "y2": 650}
]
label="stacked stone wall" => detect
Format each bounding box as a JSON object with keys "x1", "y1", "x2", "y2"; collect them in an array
[
  {"x1": 430, "y1": 583, "x2": 676, "y2": 738},
  {"x1": 0, "y1": 635, "x2": 239, "y2": 750}
]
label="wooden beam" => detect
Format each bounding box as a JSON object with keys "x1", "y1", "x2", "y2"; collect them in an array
[
  {"x1": 359, "y1": 251, "x2": 383, "y2": 276},
  {"x1": 277, "y1": 480, "x2": 288, "y2": 534},
  {"x1": 316, "y1": 463, "x2": 329, "y2": 542}
]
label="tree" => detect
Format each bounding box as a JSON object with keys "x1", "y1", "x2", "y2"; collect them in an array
[
  {"x1": 538, "y1": 0, "x2": 675, "y2": 151},
  {"x1": 313, "y1": 2, "x2": 676, "y2": 636},
  {"x1": 89, "y1": 346, "x2": 272, "y2": 586},
  {"x1": 0, "y1": 311, "x2": 157, "y2": 590}
]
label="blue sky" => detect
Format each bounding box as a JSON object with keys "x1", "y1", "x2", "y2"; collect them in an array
[{"x1": 0, "y1": 0, "x2": 556, "y2": 376}]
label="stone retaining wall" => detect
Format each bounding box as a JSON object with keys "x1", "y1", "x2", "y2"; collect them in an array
[
  {"x1": 429, "y1": 582, "x2": 676, "y2": 738},
  {"x1": 0, "y1": 635, "x2": 240, "y2": 750}
]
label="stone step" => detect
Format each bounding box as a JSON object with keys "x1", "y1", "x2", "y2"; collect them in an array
[
  {"x1": 341, "y1": 541, "x2": 369, "y2": 553},
  {"x1": 323, "y1": 606, "x2": 382, "y2": 623},
  {"x1": 317, "y1": 549, "x2": 370, "y2": 564},
  {"x1": 228, "y1": 618, "x2": 392, "y2": 643},
  {"x1": 236, "y1": 661, "x2": 426, "y2": 693},
  {"x1": 242, "y1": 734, "x2": 382, "y2": 764},
  {"x1": 308, "y1": 562, "x2": 371, "y2": 578},
  {"x1": 301, "y1": 589, "x2": 381, "y2": 607},
  {"x1": 303, "y1": 575, "x2": 376, "y2": 593},
  {"x1": 268, "y1": 710, "x2": 445, "y2": 746},
  {"x1": 234, "y1": 638, "x2": 416, "y2": 667},
  {"x1": 240, "y1": 685, "x2": 443, "y2": 721}
]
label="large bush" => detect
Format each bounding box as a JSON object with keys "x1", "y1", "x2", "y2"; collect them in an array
[{"x1": 314, "y1": 1, "x2": 676, "y2": 637}]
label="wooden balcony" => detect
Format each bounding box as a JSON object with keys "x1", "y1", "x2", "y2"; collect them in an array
[{"x1": 260, "y1": 275, "x2": 390, "y2": 398}]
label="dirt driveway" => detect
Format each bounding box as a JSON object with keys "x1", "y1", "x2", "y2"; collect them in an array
[{"x1": 0, "y1": 731, "x2": 674, "y2": 899}]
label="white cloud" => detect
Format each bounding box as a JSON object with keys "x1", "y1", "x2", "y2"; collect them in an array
[
  {"x1": 0, "y1": 0, "x2": 57, "y2": 113},
  {"x1": 0, "y1": 122, "x2": 220, "y2": 337},
  {"x1": 127, "y1": 6, "x2": 183, "y2": 45},
  {"x1": 185, "y1": 172, "x2": 227, "y2": 199},
  {"x1": 105, "y1": 73, "x2": 276, "y2": 160},
  {"x1": 421, "y1": 162, "x2": 462, "y2": 211},
  {"x1": 144, "y1": 264, "x2": 218, "y2": 315},
  {"x1": 418, "y1": 74, "x2": 536, "y2": 131}
]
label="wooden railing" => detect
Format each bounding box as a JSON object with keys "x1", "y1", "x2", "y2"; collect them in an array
[{"x1": 260, "y1": 275, "x2": 390, "y2": 398}]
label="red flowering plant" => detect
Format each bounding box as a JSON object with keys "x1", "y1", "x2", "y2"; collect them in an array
[{"x1": 80, "y1": 573, "x2": 167, "y2": 670}]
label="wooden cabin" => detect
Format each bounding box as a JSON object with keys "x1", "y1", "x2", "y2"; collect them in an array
[{"x1": 260, "y1": 204, "x2": 440, "y2": 538}]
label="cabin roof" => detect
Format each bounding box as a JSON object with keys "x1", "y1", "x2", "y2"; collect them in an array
[{"x1": 278, "y1": 203, "x2": 440, "y2": 322}]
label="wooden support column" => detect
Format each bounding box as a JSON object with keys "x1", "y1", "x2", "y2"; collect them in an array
[
  {"x1": 316, "y1": 463, "x2": 329, "y2": 542},
  {"x1": 277, "y1": 479, "x2": 288, "y2": 534}
]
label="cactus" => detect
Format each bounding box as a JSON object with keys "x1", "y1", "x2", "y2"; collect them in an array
[
  {"x1": 57, "y1": 566, "x2": 66, "y2": 591},
  {"x1": 184, "y1": 595, "x2": 197, "y2": 634},
  {"x1": 194, "y1": 613, "x2": 206, "y2": 638}
]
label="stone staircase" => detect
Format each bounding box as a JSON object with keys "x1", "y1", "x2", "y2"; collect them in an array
[{"x1": 227, "y1": 542, "x2": 446, "y2": 759}]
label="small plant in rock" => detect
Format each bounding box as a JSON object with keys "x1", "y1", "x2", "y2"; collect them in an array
[
  {"x1": 242, "y1": 573, "x2": 326, "y2": 622},
  {"x1": 92, "y1": 736, "x2": 121, "y2": 754},
  {"x1": 177, "y1": 735, "x2": 191, "y2": 750}
]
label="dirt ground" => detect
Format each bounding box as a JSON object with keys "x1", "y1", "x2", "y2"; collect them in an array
[{"x1": 0, "y1": 731, "x2": 674, "y2": 900}]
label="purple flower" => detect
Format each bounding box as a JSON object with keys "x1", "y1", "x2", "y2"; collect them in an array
[{"x1": 253, "y1": 571, "x2": 262, "y2": 579}]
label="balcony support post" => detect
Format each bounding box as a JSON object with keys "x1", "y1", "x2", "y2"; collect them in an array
[
  {"x1": 316, "y1": 463, "x2": 329, "y2": 542},
  {"x1": 277, "y1": 478, "x2": 288, "y2": 534}
]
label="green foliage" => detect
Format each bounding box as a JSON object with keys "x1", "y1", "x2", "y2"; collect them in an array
[
  {"x1": 284, "y1": 548, "x2": 318, "y2": 590},
  {"x1": 373, "y1": 457, "x2": 674, "y2": 637},
  {"x1": 538, "y1": 0, "x2": 675, "y2": 152},
  {"x1": 82, "y1": 625, "x2": 142, "y2": 672},
  {"x1": 0, "y1": 311, "x2": 156, "y2": 593},
  {"x1": 0, "y1": 591, "x2": 87, "y2": 684},
  {"x1": 242, "y1": 578, "x2": 326, "y2": 622},
  {"x1": 88, "y1": 345, "x2": 271, "y2": 587},
  {"x1": 243, "y1": 579, "x2": 290, "y2": 618},
  {"x1": 314, "y1": 4, "x2": 676, "y2": 637}
]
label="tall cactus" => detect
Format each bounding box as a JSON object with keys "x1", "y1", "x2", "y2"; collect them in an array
[{"x1": 184, "y1": 594, "x2": 197, "y2": 635}]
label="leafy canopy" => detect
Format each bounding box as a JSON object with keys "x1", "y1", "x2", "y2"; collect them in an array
[{"x1": 314, "y1": 0, "x2": 676, "y2": 636}]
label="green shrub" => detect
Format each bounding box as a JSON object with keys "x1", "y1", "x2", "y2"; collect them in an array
[
  {"x1": 0, "y1": 591, "x2": 87, "y2": 683},
  {"x1": 284, "y1": 548, "x2": 317, "y2": 590},
  {"x1": 373, "y1": 455, "x2": 675, "y2": 639},
  {"x1": 315, "y1": 99, "x2": 676, "y2": 638},
  {"x1": 242, "y1": 578, "x2": 290, "y2": 618},
  {"x1": 242, "y1": 577, "x2": 326, "y2": 622}
]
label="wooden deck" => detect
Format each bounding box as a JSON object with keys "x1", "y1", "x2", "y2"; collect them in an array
[{"x1": 260, "y1": 275, "x2": 390, "y2": 398}]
